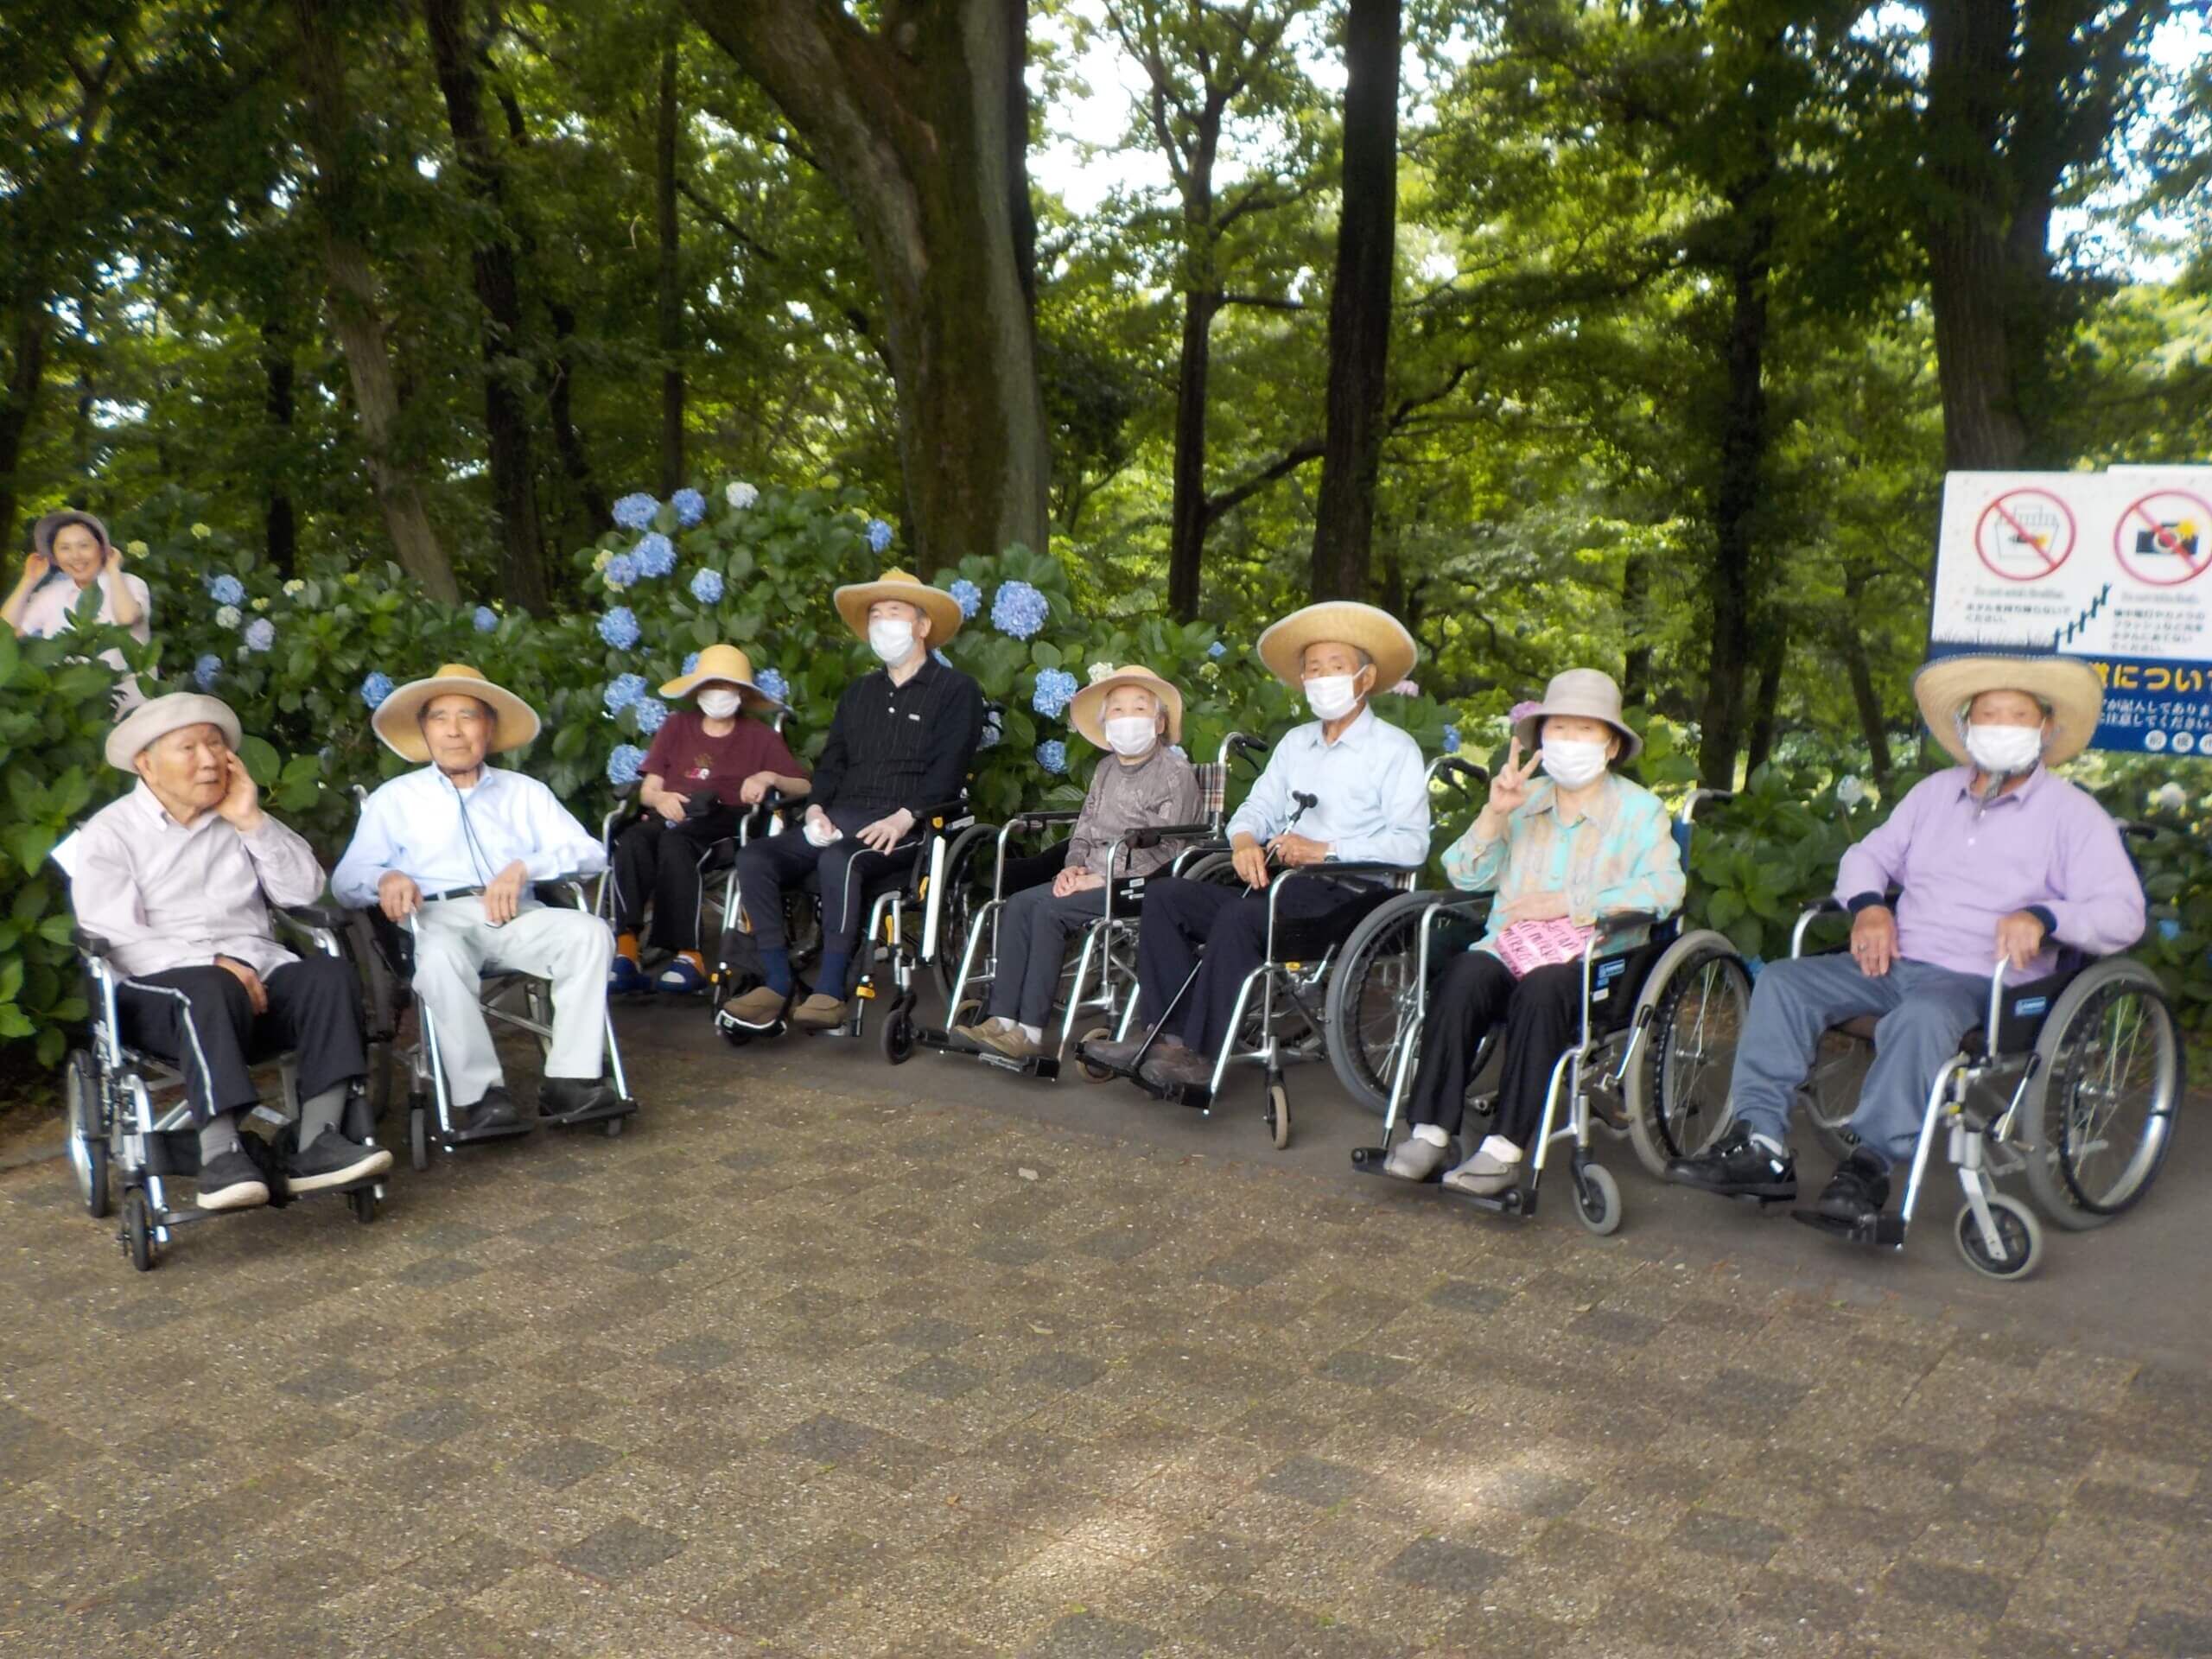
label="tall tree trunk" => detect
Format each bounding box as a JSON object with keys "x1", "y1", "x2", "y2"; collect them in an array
[
  {"x1": 1308, "y1": 0, "x2": 1400, "y2": 603},
  {"x1": 424, "y1": 0, "x2": 550, "y2": 613},
  {"x1": 292, "y1": 0, "x2": 458, "y2": 601},
  {"x1": 1744, "y1": 624, "x2": 1787, "y2": 773},
  {"x1": 683, "y1": 0, "x2": 1047, "y2": 575},
  {"x1": 1167, "y1": 287, "x2": 1220, "y2": 620},
  {"x1": 546, "y1": 300, "x2": 608, "y2": 534},
  {"x1": 0, "y1": 302, "x2": 51, "y2": 556},
  {"x1": 1620, "y1": 552, "x2": 1651, "y2": 708},
  {"x1": 1840, "y1": 568, "x2": 1893, "y2": 783},
  {"x1": 261, "y1": 319, "x2": 298, "y2": 576},
  {"x1": 656, "y1": 35, "x2": 685, "y2": 496}
]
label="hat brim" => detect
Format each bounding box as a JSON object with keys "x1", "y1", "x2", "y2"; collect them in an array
[
  {"x1": 35, "y1": 511, "x2": 110, "y2": 560},
  {"x1": 1912, "y1": 655, "x2": 2102, "y2": 766},
  {"x1": 832, "y1": 580, "x2": 964, "y2": 645},
  {"x1": 658, "y1": 668, "x2": 781, "y2": 710},
  {"x1": 105, "y1": 694, "x2": 242, "y2": 772},
  {"x1": 372, "y1": 675, "x2": 542, "y2": 761},
  {"x1": 1512, "y1": 709, "x2": 1643, "y2": 763},
  {"x1": 1069, "y1": 669, "x2": 1184, "y2": 750},
  {"x1": 1255, "y1": 602, "x2": 1417, "y2": 693}
]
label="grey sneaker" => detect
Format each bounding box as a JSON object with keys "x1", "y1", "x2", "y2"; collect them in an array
[
  {"x1": 1441, "y1": 1148, "x2": 1520, "y2": 1197},
  {"x1": 195, "y1": 1149, "x2": 270, "y2": 1211},
  {"x1": 1382, "y1": 1136, "x2": 1451, "y2": 1182},
  {"x1": 284, "y1": 1129, "x2": 393, "y2": 1194}
]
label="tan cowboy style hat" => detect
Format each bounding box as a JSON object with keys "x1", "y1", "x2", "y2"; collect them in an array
[
  {"x1": 1912, "y1": 654, "x2": 2102, "y2": 767},
  {"x1": 372, "y1": 664, "x2": 542, "y2": 762},
  {"x1": 660, "y1": 643, "x2": 784, "y2": 710},
  {"x1": 1070, "y1": 664, "x2": 1184, "y2": 750},
  {"x1": 1511, "y1": 668, "x2": 1643, "y2": 761},
  {"x1": 105, "y1": 692, "x2": 242, "y2": 772},
  {"x1": 1255, "y1": 601, "x2": 1418, "y2": 692},
  {"x1": 831, "y1": 568, "x2": 965, "y2": 645}
]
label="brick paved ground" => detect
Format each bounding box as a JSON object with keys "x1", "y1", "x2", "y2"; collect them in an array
[{"x1": 3, "y1": 1038, "x2": 2207, "y2": 1658}]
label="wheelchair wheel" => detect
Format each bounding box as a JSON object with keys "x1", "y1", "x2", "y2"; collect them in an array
[
  {"x1": 880, "y1": 1001, "x2": 917, "y2": 1065},
  {"x1": 1572, "y1": 1161, "x2": 1622, "y2": 1236},
  {"x1": 1624, "y1": 936, "x2": 1751, "y2": 1175},
  {"x1": 1955, "y1": 1192, "x2": 2041, "y2": 1280},
  {"x1": 1181, "y1": 850, "x2": 1243, "y2": 887},
  {"x1": 929, "y1": 826, "x2": 999, "y2": 1005},
  {"x1": 1325, "y1": 891, "x2": 1443, "y2": 1116},
  {"x1": 65, "y1": 1050, "x2": 110, "y2": 1220},
  {"x1": 1266, "y1": 1080, "x2": 1291, "y2": 1149},
  {"x1": 121, "y1": 1189, "x2": 157, "y2": 1272},
  {"x1": 2018, "y1": 959, "x2": 2181, "y2": 1229}
]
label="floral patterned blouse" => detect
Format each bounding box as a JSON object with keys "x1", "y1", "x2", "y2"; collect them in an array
[{"x1": 1441, "y1": 772, "x2": 1686, "y2": 955}]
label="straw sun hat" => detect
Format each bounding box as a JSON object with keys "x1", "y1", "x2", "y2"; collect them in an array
[
  {"x1": 830, "y1": 569, "x2": 965, "y2": 645},
  {"x1": 659, "y1": 644, "x2": 784, "y2": 710},
  {"x1": 371, "y1": 664, "x2": 541, "y2": 762},
  {"x1": 1911, "y1": 654, "x2": 2102, "y2": 767},
  {"x1": 1069, "y1": 665, "x2": 1184, "y2": 750},
  {"x1": 1255, "y1": 601, "x2": 1417, "y2": 692}
]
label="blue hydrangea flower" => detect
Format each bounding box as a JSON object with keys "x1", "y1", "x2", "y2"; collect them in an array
[
  {"x1": 472, "y1": 606, "x2": 499, "y2": 632},
  {"x1": 2158, "y1": 918, "x2": 2182, "y2": 941},
  {"x1": 612, "y1": 493, "x2": 658, "y2": 531},
  {"x1": 1442, "y1": 724, "x2": 1461, "y2": 754},
  {"x1": 949, "y1": 578, "x2": 982, "y2": 619},
  {"x1": 671, "y1": 487, "x2": 707, "y2": 528},
  {"x1": 603, "y1": 672, "x2": 646, "y2": 714},
  {"x1": 598, "y1": 607, "x2": 640, "y2": 650},
  {"x1": 207, "y1": 574, "x2": 246, "y2": 607},
  {"x1": 193, "y1": 653, "x2": 221, "y2": 690},
  {"x1": 360, "y1": 671, "x2": 395, "y2": 709},
  {"x1": 681, "y1": 652, "x2": 700, "y2": 677},
  {"x1": 1207, "y1": 640, "x2": 1227, "y2": 660},
  {"x1": 244, "y1": 618, "x2": 275, "y2": 653},
  {"x1": 607, "y1": 743, "x2": 649, "y2": 787},
  {"x1": 754, "y1": 667, "x2": 788, "y2": 703},
  {"x1": 933, "y1": 648, "x2": 952, "y2": 667},
  {"x1": 864, "y1": 517, "x2": 893, "y2": 554},
  {"x1": 632, "y1": 532, "x2": 676, "y2": 578},
  {"x1": 1036, "y1": 739, "x2": 1068, "y2": 775},
  {"x1": 603, "y1": 552, "x2": 639, "y2": 589},
  {"x1": 632, "y1": 696, "x2": 668, "y2": 735},
  {"x1": 991, "y1": 580, "x2": 1049, "y2": 639},
  {"x1": 689, "y1": 567, "x2": 724, "y2": 605},
  {"x1": 1032, "y1": 666, "x2": 1079, "y2": 719},
  {"x1": 978, "y1": 709, "x2": 1003, "y2": 750}
]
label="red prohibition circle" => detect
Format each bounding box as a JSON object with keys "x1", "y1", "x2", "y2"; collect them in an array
[
  {"x1": 2113, "y1": 491, "x2": 2212, "y2": 587},
  {"x1": 1974, "y1": 490, "x2": 2075, "y2": 582}
]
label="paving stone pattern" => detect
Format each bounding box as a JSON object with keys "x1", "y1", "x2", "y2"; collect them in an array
[{"x1": 2, "y1": 1061, "x2": 2206, "y2": 1658}]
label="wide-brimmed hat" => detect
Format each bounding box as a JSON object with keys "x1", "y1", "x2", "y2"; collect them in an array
[
  {"x1": 831, "y1": 569, "x2": 965, "y2": 645},
  {"x1": 1255, "y1": 601, "x2": 1417, "y2": 692},
  {"x1": 33, "y1": 510, "x2": 111, "y2": 561},
  {"x1": 660, "y1": 644, "x2": 783, "y2": 710},
  {"x1": 1070, "y1": 665, "x2": 1184, "y2": 750},
  {"x1": 372, "y1": 664, "x2": 541, "y2": 762},
  {"x1": 1912, "y1": 654, "x2": 2101, "y2": 767},
  {"x1": 1511, "y1": 668, "x2": 1643, "y2": 761},
  {"x1": 105, "y1": 692, "x2": 241, "y2": 772}
]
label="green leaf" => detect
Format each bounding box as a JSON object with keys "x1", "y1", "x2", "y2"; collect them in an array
[{"x1": 238, "y1": 735, "x2": 281, "y2": 786}]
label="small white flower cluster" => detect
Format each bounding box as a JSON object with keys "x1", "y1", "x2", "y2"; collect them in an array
[
  {"x1": 1087, "y1": 661, "x2": 1116, "y2": 683},
  {"x1": 726, "y1": 480, "x2": 759, "y2": 511},
  {"x1": 1835, "y1": 775, "x2": 1866, "y2": 808}
]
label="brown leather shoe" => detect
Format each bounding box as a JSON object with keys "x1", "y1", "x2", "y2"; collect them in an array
[
  {"x1": 791, "y1": 993, "x2": 848, "y2": 1031},
  {"x1": 727, "y1": 983, "x2": 788, "y2": 1026},
  {"x1": 982, "y1": 1025, "x2": 1051, "y2": 1060},
  {"x1": 1080, "y1": 1025, "x2": 1154, "y2": 1071}
]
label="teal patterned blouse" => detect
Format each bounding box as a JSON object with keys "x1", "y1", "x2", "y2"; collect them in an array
[{"x1": 1440, "y1": 772, "x2": 1686, "y2": 954}]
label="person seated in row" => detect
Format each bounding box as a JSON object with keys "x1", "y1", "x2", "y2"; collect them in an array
[
  {"x1": 69, "y1": 694, "x2": 390, "y2": 1211},
  {"x1": 333, "y1": 664, "x2": 618, "y2": 1131},
  {"x1": 1671, "y1": 653, "x2": 2145, "y2": 1228},
  {"x1": 723, "y1": 569, "x2": 983, "y2": 1033},
  {"x1": 1086, "y1": 601, "x2": 1432, "y2": 1090},
  {"x1": 607, "y1": 645, "x2": 810, "y2": 996},
  {"x1": 952, "y1": 664, "x2": 1203, "y2": 1060},
  {"x1": 5, "y1": 510, "x2": 152, "y2": 709},
  {"x1": 1382, "y1": 670, "x2": 1684, "y2": 1193}
]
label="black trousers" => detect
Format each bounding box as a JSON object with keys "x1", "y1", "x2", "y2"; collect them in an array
[
  {"x1": 728, "y1": 804, "x2": 921, "y2": 974},
  {"x1": 609, "y1": 806, "x2": 743, "y2": 950},
  {"x1": 1135, "y1": 874, "x2": 1352, "y2": 1057},
  {"x1": 1408, "y1": 951, "x2": 1580, "y2": 1149},
  {"x1": 115, "y1": 956, "x2": 367, "y2": 1128}
]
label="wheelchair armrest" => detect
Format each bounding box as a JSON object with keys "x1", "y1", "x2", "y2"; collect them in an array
[
  {"x1": 1790, "y1": 888, "x2": 1900, "y2": 958},
  {"x1": 74, "y1": 928, "x2": 115, "y2": 959},
  {"x1": 1122, "y1": 821, "x2": 1216, "y2": 852},
  {"x1": 277, "y1": 905, "x2": 352, "y2": 932},
  {"x1": 1007, "y1": 810, "x2": 1082, "y2": 831},
  {"x1": 914, "y1": 798, "x2": 974, "y2": 833},
  {"x1": 1268, "y1": 861, "x2": 1415, "y2": 918}
]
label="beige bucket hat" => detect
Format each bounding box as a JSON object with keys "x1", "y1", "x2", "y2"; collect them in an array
[
  {"x1": 1069, "y1": 665, "x2": 1184, "y2": 750},
  {"x1": 1511, "y1": 668, "x2": 1642, "y2": 760},
  {"x1": 372, "y1": 664, "x2": 541, "y2": 762},
  {"x1": 105, "y1": 692, "x2": 241, "y2": 772},
  {"x1": 660, "y1": 643, "x2": 783, "y2": 710},
  {"x1": 831, "y1": 569, "x2": 965, "y2": 645},
  {"x1": 1911, "y1": 654, "x2": 2101, "y2": 767},
  {"x1": 1255, "y1": 601, "x2": 1417, "y2": 691}
]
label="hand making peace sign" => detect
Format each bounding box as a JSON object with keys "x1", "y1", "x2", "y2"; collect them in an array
[{"x1": 1484, "y1": 736, "x2": 1542, "y2": 821}]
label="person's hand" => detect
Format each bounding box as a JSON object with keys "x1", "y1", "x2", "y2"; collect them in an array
[
  {"x1": 17, "y1": 550, "x2": 50, "y2": 589},
  {"x1": 1501, "y1": 890, "x2": 1571, "y2": 925},
  {"x1": 740, "y1": 770, "x2": 779, "y2": 805},
  {"x1": 1851, "y1": 905, "x2": 1897, "y2": 978},
  {"x1": 214, "y1": 753, "x2": 264, "y2": 834},
  {"x1": 856, "y1": 810, "x2": 916, "y2": 854},
  {"x1": 1996, "y1": 909, "x2": 2047, "y2": 973},
  {"x1": 1484, "y1": 737, "x2": 1541, "y2": 823},
  {"x1": 105, "y1": 543, "x2": 125, "y2": 573},
  {"x1": 1052, "y1": 867, "x2": 1103, "y2": 898},
  {"x1": 214, "y1": 955, "x2": 267, "y2": 1014},
  {"x1": 378, "y1": 871, "x2": 423, "y2": 923},
  {"x1": 651, "y1": 789, "x2": 684, "y2": 823},
  {"x1": 481, "y1": 859, "x2": 528, "y2": 925},
  {"x1": 1268, "y1": 831, "x2": 1331, "y2": 868},
  {"x1": 1230, "y1": 833, "x2": 1270, "y2": 890}
]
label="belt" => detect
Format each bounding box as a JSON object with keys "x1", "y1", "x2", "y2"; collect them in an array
[{"x1": 421, "y1": 887, "x2": 486, "y2": 904}]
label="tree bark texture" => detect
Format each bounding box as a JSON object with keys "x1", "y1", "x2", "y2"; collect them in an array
[
  {"x1": 1840, "y1": 567, "x2": 1892, "y2": 782},
  {"x1": 1307, "y1": 0, "x2": 1400, "y2": 603},
  {"x1": 261, "y1": 319, "x2": 298, "y2": 576},
  {"x1": 681, "y1": 0, "x2": 1048, "y2": 575},
  {"x1": 657, "y1": 35, "x2": 686, "y2": 498},
  {"x1": 546, "y1": 300, "x2": 609, "y2": 534},
  {"x1": 0, "y1": 302, "x2": 51, "y2": 558},
  {"x1": 1744, "y1": 625, "x2": 1787, "y2": 774},
  {"x1": 424, "y1": 0, "x2": 550, "y2": 613},
  {"x1": 292, "y1": 0, "x2": 459, "y2": 601}
]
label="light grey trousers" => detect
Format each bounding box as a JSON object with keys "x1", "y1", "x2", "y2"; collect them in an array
[{"x1": 411, "y1": 899, "x2": 613, "y2": 1106}]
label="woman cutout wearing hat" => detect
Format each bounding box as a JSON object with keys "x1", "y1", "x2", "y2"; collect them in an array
[
  {"x1": 951, "y1": 666, "x2": 1202, "y2": 1060},
  {"x1": 6, "y1": 511, "x2": 152, "y2": 706},
  {"x1": 607, "y1": 645, "x2": 810, "y2": 995},
  {"x1": 1382, "y1": 669, "x2": 1684, "y2": 1196}
]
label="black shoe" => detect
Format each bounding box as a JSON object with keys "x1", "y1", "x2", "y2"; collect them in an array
[
  {"x1": 1802, "y1": 1149, "x2": 1891, "y2": 1227},
  {"x1": 539, "y1": 1077, "x2": 620, "y2": 1119},
  {"x1": 460, "y1": 1087, "x2": 519, "y2": 1133},
  {"x1": 195, "y1": 1148, "x2": 271, "y2": 1211},
  {"x1": 1667, "y1": 1122, "x2": 1796, "y2": 1201},
  {"x1": 285, "y1": 1128, "x2": 394, "y2": 1193},
  {"x1": 1080, "y1": 1025, "x2": 1154, "y2": 1072}
]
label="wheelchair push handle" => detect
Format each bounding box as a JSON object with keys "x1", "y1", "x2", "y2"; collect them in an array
[
  {"x1": 1426, "y1": 755, "x2": 1489, "y2": 797},
  {"x1": 1680, "y1": 787, "x2": 1733, "y2": 826}
]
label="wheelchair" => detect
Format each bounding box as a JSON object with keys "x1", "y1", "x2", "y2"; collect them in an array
[
  {"x1": 1347, "y1": 790, "x2": 1745, "y2": 1231},
  {"x1": 1073, "y1": 753, "x2": 1491, "y2": 1149},
  {"x1": 1777, "y1": 855, "x2": 2183, "y2": 1281},
  {"x1": 62, "y1": 908, "x2": 388, "y2": 1272}
]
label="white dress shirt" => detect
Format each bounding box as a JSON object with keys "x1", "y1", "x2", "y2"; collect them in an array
[
  {"x1": 69, "y1": 784, "x2": 327, "y2": 978},
  {"x1": 1224, "y1": 703, "x2": 1432, "y2": 868},
  {"x1": 332, "y1": 766, "x2": 607, "y2": 909}
]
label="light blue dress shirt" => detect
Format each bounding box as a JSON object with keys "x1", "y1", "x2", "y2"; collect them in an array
[
  {"x1": 333, "y1": 766, "x2": 607, "y2": 908},
  {"x1": 1224, "y1": 704, "x2": 1432, "y2": 868}
]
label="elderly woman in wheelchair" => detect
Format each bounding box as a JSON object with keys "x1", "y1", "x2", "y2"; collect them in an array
[
  {"x1": 1669, "y1": 655, "x2": 2156, "y2": 1268},
  {"x1": 1377, "y1": 670, "x2": 1684, "y2": 1197}
]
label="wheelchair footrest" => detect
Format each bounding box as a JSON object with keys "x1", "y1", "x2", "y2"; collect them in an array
[
  {"x1": 1789, "y1": 1208, "x2": 1906, "y2": 1248},
  {"x1": 437, "y1": 1120, "x2": 534, "y2": 1147},
  {"x1": 1351, "y1": 1144, "x2": 1448, "y2": 1180},
  {"x1": 542, "y1": 1098, "x2": 635, "y2": 1129}
]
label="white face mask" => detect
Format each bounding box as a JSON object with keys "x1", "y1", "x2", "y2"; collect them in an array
[
  {"x1": 696, "y1": 689, "x2": 742, "y2": 719},
  {"x1": 1305, "y1": 673, "x2": 1362, "y2": 721},
  {"x1": 1540, "y1": 738, "x2": 1611, "y2": 790},
  {"x1": 868, "y1": 619, "x2": 916, "y2": 664},
  {"x1": 1965, "y1": 720, "x2": 2044, "y2": 777},
  {"x1": 1103, "y1": 715, "x2": 1157, "y2": 758}
]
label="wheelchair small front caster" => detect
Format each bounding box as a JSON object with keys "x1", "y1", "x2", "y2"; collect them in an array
[
  {"x1": 120, "y1": 1190, "x2": 157, "y2": 1272},
  {"x1": 603, "y1": 1113, "x2": 626, "y2": 1139},
  {"x1": 1265, "y1": 1079, "x2": 1291, "y2": 1150},
  {"x1": 1573, "y1": 1162, "x2": 1622, "y2": 1236},
  {"x1": 1955, "y1": 1192, "x2": 2042, "y2": 1280},
  {"x1": 349, "y1": 1186, "x2": 378, "y2": 1225},
  {"x1": 409, "y1": 1102, "x2": 429, "y2": 1172},
  {"x1": 1075, "y1": 1028, "x2": 1117, "y2": 1084},
  {"x1": 880, "y1": 1001, "x2": 916, "y2": 1065}
]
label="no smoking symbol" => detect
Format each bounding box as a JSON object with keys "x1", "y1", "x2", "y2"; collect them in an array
[
  {"x1": 2114, "y1": 491, "x2": 2212, "y2": 587},
  {"x1": 1974, "y1": 489, "x2": 2075, "y2": 582}
]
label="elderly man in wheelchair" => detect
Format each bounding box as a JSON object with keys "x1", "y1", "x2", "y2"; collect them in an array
[
  {"x1": 67, "y1": 693, "x2": 391, "y2": 1223},
  {"x1": 1670, "y1": 654, "x2": 2149, "y2": 1252}
]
